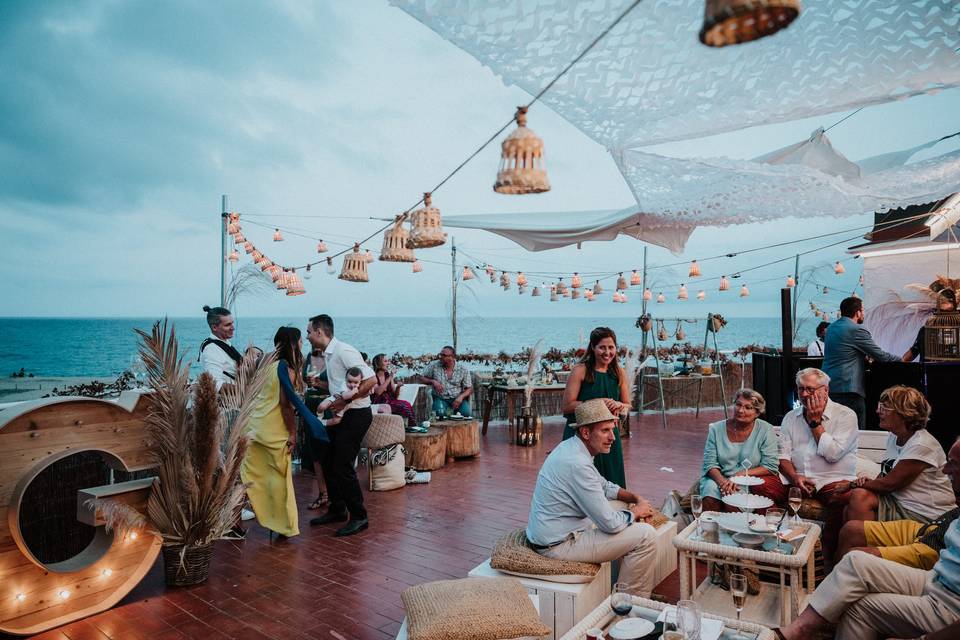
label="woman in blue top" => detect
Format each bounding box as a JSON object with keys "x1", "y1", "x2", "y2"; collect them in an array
[{"x1": 699, "y1": 389, "x2": 785, "y2": 514}]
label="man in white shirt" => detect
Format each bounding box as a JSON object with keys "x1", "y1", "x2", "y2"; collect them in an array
[
  {"x1": 306, "y1": 314, "x2": 376, "y2": 537},
  {"x1": 779, "y1": 367, "x2": 859, "y2": 568},
  {"x1": 807, "y1": 321, "x2": 829, "y2": 357},
  {"x1": 526, "y1": 399, "x2": 658, "y2": 596},
  {"x1": 199, "y1": 305, "x2": 243, "y2": 391}
]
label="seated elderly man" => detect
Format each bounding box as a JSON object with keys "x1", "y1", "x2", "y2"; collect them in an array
[
  {"x1": 417, "y1": 345, "x2": 473, "y2": 418},
  {"x1": 774, "y1": 519, "x2": 960, "y2": 640},
  {"x1": 778, "y1": 367, "x2": 859, "y2": 569},
  {"x1": 525, "y1": 399, "x2": 658, "y2": 596}
]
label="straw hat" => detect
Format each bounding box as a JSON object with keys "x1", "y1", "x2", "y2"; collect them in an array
[{"x1": 573, "y1": 398, "x2": 616, "y2": 429}]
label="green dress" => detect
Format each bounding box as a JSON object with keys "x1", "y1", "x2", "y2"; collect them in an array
[{"x1": 562, "y1": 369, "x2": 627, "y2": 488}]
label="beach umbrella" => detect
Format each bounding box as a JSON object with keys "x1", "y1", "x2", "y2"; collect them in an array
[
  {"x1": 494, "y1": 106, "x2": 549, "y2": 194},
  {"x1": 700, "y1": 0, "x2": 801, "y2": 48}
]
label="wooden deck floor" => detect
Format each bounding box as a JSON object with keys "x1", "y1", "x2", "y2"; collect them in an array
[{"x1": 17, "y1": 410, "x2": 720, "y2": 640}]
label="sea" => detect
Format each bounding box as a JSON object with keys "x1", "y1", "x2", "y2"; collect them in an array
[{"x1": 0, "y1": 316, "x2": 810, "y2": 378}]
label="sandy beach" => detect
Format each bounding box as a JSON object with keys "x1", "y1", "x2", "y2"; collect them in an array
[{"x1": 0, "y1": 375, "x2": 116, "y2": 403}]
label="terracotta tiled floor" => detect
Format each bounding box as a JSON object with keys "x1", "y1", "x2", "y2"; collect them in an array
[{"x1": 17, "y1": 410, "x2": 720, "y2": 640}]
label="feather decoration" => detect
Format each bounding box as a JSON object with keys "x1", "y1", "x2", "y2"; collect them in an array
[{"x1": 524, "y1": 339, "x2": 544, "y2": 408}]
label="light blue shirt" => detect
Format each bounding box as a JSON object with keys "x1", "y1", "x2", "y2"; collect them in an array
[
  {"x1": 933, "y1": 519, "x2": 960, "y2": 596},
  {"x1": 699, "y1": 419, "x2": 779, "y2": 499},
  {"x1": 526, "y1": 436, "x2": 632, "y2": 547}
]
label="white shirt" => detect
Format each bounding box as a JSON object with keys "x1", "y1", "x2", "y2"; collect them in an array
[
  {"x1": 199, "y1": 333, "x2": 237, "y2": 391},
  {"x1": 526, "y1": 436, "x2": 632, "y2": 547},
  {"x1": 779, "y1": 400, "x2": 859, "y2": 490},
  {"x1": 320, "y1": 337, "x2": 374, "y2": 409},
  {"x1": 884, "y1": 429, "x2": 957, "y2": 520},
  {"x1": 807, "y1": 339, "x2": 824, "y2": 356}
]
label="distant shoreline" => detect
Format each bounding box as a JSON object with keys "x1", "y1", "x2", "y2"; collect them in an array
[{"x1": 0, "y1": 376, "x2": 115, "y2": 403}]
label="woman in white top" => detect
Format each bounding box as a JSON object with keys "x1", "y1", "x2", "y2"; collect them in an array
[{"x1": 844, "y1": 385, "x2": 957, "y2": 524}]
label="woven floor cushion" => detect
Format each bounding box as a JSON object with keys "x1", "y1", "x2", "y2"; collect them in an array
[
  {"x1": 490, "y1": 529, "x2": 600, "y2": 583},
  {"x1": 363, "y1": 413, "x2": 405, "y2": 449},
  {"x1": 402, "y1": 577, "x2": 550, "y2": 640}
]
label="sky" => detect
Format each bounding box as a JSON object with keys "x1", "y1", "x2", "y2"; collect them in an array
[{"x1": 1, "y1": 0, "x2": 958, "y2": 321}]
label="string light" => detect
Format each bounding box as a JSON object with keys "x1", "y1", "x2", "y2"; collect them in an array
[
  {"x1": 128, "y1": 531, "x2": 138, "y2": 541},
  {"x1": 532, "y1": 285, "x2": 541, "y2": 297},
  {"x1": 688, "y1": 260, "x2": 701, "y2": 277},
  {"x1": 643, "y1": 288, "x2": 652, "y2": 301},
  {"x1": 678, "y1": 284, "x2": 688, "y2": 300},
  {"x1": 619, "y1": 291, "x2": 628, "y2": 303},
  {"x1": 516, "y1": 272, "x2": 528, "y2": 286},
  {"x1": 317, "y1": 240, "x2": 328, "y2": 253},
  {"x1": 834, "y1": 261, "x2": 845, "y2": 274},
  {"x1": 630, "y1": 270, "x2": 641, "y2": 286},
  {"x1": 719, "y1": 276, "x2": 730, "y2": 291},
  {"x1": 101, "y1": 569, "x2": 113, "y2": 577}
]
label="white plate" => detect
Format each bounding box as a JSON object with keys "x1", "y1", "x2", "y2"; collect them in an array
[
  {"x1": 713, "y1": 512, "x2": 763, "y2": 535},
  {"x1": 608, "y1": 618, "x2": 655, "y2": 639},
  {"x1": 729, "y1": 475, "x2": 764, "y2": 487},
  {"x1": 749, "y1": 521, "x2": 777, "y2": 535},
  {"x1": 722, "y1": 493, "x2": 773, "y2": 511}
]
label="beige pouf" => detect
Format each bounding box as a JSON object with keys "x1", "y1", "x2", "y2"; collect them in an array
[{"x1": 490, "y1": 529, "x2": 599, "y2": 582}]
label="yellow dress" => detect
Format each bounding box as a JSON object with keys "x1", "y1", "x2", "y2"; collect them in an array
[{"x1": 240, "y1": 361, "x2": 299, "y2": 537}]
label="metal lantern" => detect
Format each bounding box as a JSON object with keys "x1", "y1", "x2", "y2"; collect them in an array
[
  {"x1": 380, "y1": 217, "x2": 416, "y2": 263},
  {"x1": 462, "y1": 266, "x2": 475, "y2": 281},
  {"x1": 340, "y1": 244, "x2": 369, "y2": 282},
  {"x1": 740, "y1": 284, "x2": 750, "y2": 297},
  {"x1": 408, "y1": 192, "x2": 447, "y2": 248},
  {"x1": 678, "y1": 284, "x2": 689, "y2": 300},
  {"x1": 273, "y1": 228, "x2": 283, "y2": 242},
  {"x1": 699, "y1": 0, "x2": 801, "y2": 48},
  {"x1": 719, "y1": 275, "x2": 730, "y2": 291},
  {"x1": 412, "y1": 260, "x2": 423, "y2": 273},
  {"x1": 593, "y1": 280, "x2": 604, "y2": 295},
  {"x1": 317, "y1": 239, "x2": 328, "y2": 253},
  {"x1": 494, "y1": 106, "x2": 549, "y2": 194},
  {"x1": 657, "y1": 292, "x2": 666, "y2": 303},
  {"x1": 834, "y1": 261, "x2": 846, "y2": 274},
  {"x1": 689, "y1": 260, "x2": 701, "y2": 277},
  {"x1": 571, "y1": 272, "x2": 582, "y2": 289},
  {"x1": 786, "y1": 275, "x2": 796, "y2": 288},
  {"x1": 617, "y1": 273, "x2": 628, "y2": 290},
  {"x1": 631, "y1": 270, "x2": 641, "y2": 286},
  {"x1": 643, "y1": 288, "x2": 652, "y2": 301},
  {"x1": 697, "y1": 290, "x2": 706, "y2": 300}
]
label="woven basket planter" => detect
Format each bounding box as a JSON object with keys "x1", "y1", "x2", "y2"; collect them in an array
[{"x1": 162, "y1": 543, "x2": 213, "y2": 587}]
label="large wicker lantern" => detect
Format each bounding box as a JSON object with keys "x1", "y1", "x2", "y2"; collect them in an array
[
  {"x1": 339, "y1": 244, "x2": 369, "y2": 283},
  {"x1": 699, "y1": 0, "x2": 801, "y2": 48},
  {"x1": 286, "y1": 271, "x2": 305, "y2": 296},
  {"x1": 493, "y1": 106, "x2": 550, "y2": 194},
  {"x1": 688, "y1": 260, "x2": 701, "y2": 277},
  {"x1": 380, "y1": 217, "x2": 415, "y2": 263},
  {"x1": 923, "y1": 302, "x2": 960, "y2": 362},
  {"x1": 408, "y1": 192, "x2": 446, "y2": 248}
]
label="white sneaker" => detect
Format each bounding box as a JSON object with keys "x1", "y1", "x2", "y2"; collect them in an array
[{"x1": 241, "y1": 508, "x2": 256, "y2": 521}]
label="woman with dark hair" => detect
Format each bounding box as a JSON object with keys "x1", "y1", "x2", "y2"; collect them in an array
[
  {"x1": 561, "y1": 327, "x2": 631, "y2": 486},
  {"x1": 370, "y1": 354, "x2": 416, "y2": 426},
  {"x1": 241, "y1": 327, "x2": 327, "y2": 540}
]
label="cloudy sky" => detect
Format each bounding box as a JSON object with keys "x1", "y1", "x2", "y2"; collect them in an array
[{"x1": 2, "y1": 1, "x2": 958, "y2": 320}]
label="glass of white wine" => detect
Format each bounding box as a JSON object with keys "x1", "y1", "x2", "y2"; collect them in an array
[
  {"x1": 690, "y1": 494, "x2": 703, "y2": 538},
  {"x1": 788, "y1": 486, "x2": 803, "y2": 526},
  {"x1": 676, "y1": 599, "x2": 701, "y2": 640},
  {"x1": 730, "y1": 573, "x2": 748, "y2": 639}
]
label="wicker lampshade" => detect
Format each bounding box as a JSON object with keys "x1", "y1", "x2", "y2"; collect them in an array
[
  {"x1": 317, "y1": 239, "x2": 328, "y2": 253},
  {"x1": 326, "y1": 256, "x2": 336, "y2": 274},
  {"x1": 678, "y1": 285, "x2": 689, "y2": 300},
  {"x1": 227, "y1": 220, "x2": 239, "y2": 235},
  {"x1": 494, "y1": 106, "x2": 549, "y2": 194},
  {"x1": 380, "y1": 218, "x2": 416, "y2": 262},
  {"x1": 233, "y1": 233, "x2": 245, "y2": 244},
  {"x1": 276, "y1": 269, "x2": 289, "y2": 290},
  {"x1": 556, "y1": 279, "x2": 568, "y2": 295},
  {"x1": 227, "y1": 250, "x2": 239, "y2": 263},
  {"x1": 259, "y1": 258, "x2": 273, "y2": 271},
  {"x1": 688, "y1": 260, "x2": 701, "y2": 277},
  {"x1": 340, "y1": 244, "x2": 369, "y2": 282},
  {"x1": 631, "y1": 270, "x2": 641, "y2": 286},
  {"x1": 585, "y1": 288, "x2": 593, "y2": 299},
  {"x1": 532, "y1": 285, "x2": 541, "y2": 297},
  {"x1": 517, "y1": 272, "x2": 528, "y2": 287},
  {"x1": 612, "y1": 291, "x2": 622, "y2": 303},
  {"x1": 657, "y1": 292, "x2": 666, "y2": 303},
  {"x1": 617, "y1": 273, "x2": 627, "y2": 290},
  {"x1": 569, "y1": 273, "x2": 581, "y2": 289},
  {"x1": 273, "y1": 228, "x2": 283, "y2": 242},
  {"x1": 500, "y1": 272, "x2": 511, "y2": 288},
  {"x1": 244, "y1": 241, "x2": 254, "y2": 254},
  {"x1": 571, "y1": 288, "x2": 581, "y2": 300},
  {"x1": 719, "y1": 275, "x2": 730, "y2": 291},
  {"x1": 697, "y1": 290, "x2": 706, "y2": 300},
  {"x1": 740, "y1": 284, "x2": 750, "y2": 297},
  {"x1": 834, "y1": 261, "x2": 846, "y2": 274},
  {"x1": 268, "y1": 265, "x2": 283, "y2": 284},
  {"x1": 620, "y1": 292, "x2": 628, "y2": 303},
  {"x1": 550, "y1": 287, "x2": 558, "y2": 302},
  {"x1": 700, "y1": 0, "x2": 801, "y2": 48},
  {"x1": 286, "y1": 272, "x2": 305, "y2": 296},
  {"x1": 462, "y1": 266, "x2": 475, "y2": 281},
  {"x1": 412, "y1": 260, "x2": 423, "y2": 273},
  {"x1": 643, "y1": 288, "x2": 652, "y2": 301},
  {"x1": 408, "y1": 192, "x2": 447, "y2": 248},
  {"x1": 593, "y1": 281, "x2": 604, "y2": 295},
  {"x1": 786, "y1": 275, "x2": 796, "y2": 287}
]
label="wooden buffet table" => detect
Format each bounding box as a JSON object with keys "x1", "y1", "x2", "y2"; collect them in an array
[{"x1": 481, "y1": 383, "x2": 567, "y2": 435}]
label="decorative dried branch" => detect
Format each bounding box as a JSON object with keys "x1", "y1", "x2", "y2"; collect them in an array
[{"x1": 523, "y1": 339, "x2": 544, "y2": 408}]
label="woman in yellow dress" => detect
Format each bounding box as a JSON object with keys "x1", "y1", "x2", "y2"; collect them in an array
[{"x1": 242, "y1": 326, "x2": 327, "y2": 539}]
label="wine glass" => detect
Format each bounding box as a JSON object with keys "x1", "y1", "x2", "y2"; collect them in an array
[
  {"x1": 610, "y1": 582, "x2": 632, "y2": 619},
  {"x1": 766, "y1": 508, "x2": 785, "y2": 553},
  {"x1": 690, "y1": 494, "x2": 703, "y2": 538},
  {"x1": 129, "y1": 356, "x2": 147, "y2": 389},
  {"x1": 729, "y1": 573, "x2": 748, "y2": 639},
  {"x1": 788, "y1": 487, "x2": 803, "y2": 526},
  {"x1": 676, "y1": 599, "x2": 701, "y2": 640}
]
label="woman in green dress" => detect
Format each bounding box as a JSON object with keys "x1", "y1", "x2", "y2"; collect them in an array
[{"x1": 562, "y1": 326, "x2": 631, "y2": 486}]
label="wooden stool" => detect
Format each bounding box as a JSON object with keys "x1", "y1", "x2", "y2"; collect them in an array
[
  {"x1": 403, "y1": 427, "x2": 447, "y2": 471},
  {"x1": 434, "y1": 419, "x2": 480, "y2": 460}
]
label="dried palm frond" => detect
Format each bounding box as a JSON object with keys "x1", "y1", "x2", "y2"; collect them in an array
[
  {"x1": 622, "y1": 346, "x2": 642, "y2": 416},
  {"x1": 523, "y1": 339, "x2": 544, "y2": 408},
  {"x1": 85, "y1": 497, "x2": 151, "y2": 536}
]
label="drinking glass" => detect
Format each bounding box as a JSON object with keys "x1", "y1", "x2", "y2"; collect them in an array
[
  {"x1": 690, "y1": 494, "x2": 703, "y2": 538},
  {"x1": 788, "y1": 487, "x2": 803, "y2": 526},
  {"x1": 610, "y1": 582, "x2": 632, "y2": 618},
  {"x1": 676, "y1": 599, "x2": 701, "y2": 640},
  {"x1": 766, "y1": 508, "x2": 785, "y2": 553},
  {"x1": 129, "y1": 356, "x2": 147, "y2": 389},
  {"x1": 729, "y1": 573, "x2": 748, "y2": 639}
]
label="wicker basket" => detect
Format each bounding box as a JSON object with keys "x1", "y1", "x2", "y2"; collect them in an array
[
  {"x1": 339, "y1": 244, "x2": 369, "y2": 282},
  {"x1": 494, "y1": 107, "x2": 550, "y2": 194},
  {"x1": 407, "y1": 192, "x2": 446, "y2": 249},
  {"x1": 162, "y1": 543, "x2": 213, "y2": 587},
  {"x1": 380, "y1": 217, "x2": 415, "y2": 263}
]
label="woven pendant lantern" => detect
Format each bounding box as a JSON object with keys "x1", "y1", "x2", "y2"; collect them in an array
[
  {"x1": 259, "y1": 257, "x2": 273, "y2": 271},
  {"x1": 657, "y1": 292, "x2": 666, "y2": 303},
  {"x1": 571, "y1": 273, "x2": 582, "y2": 289},
  {"x1": 588, "y1": 292, "x2": 596, "y2": 301},
  {"x1": 228, "y1": 249, "x2": 239, "y2": 263},
  {"x1": 276, "y1": 269, "x2": 290, "y2": 290},
  {"x1": 517, "y1": 272, "x2": 528, "y2": 287},
  {"x1": 585, "y1": 288, "x2": 593, "y2": 299},
  {"x1": 233, "y1": 233, "x2": 245, "y2": 244},
  {"x1": 688, "y1": 260, "x2": 701, "y2": 277},
  {"x1": 412, "y1": 260, "x2": 423, "y2": 273},
  {"x1": 243, "y1": 241, "x2": 254, "y2": 254},
  {"x1": 593, "y1": 280, "x2": 604, "y2": 295},
  {"x1": 227, "y1": 220, "x2": 239, "y2": 235},
  {"x1": 612, "y1": 291, "x2": 622, "y2": 303},
  {"x1": 699, "y1": 0, "x2": 801, "y2": 48},
  {"x1": 571, "y1": 288, "x2": 581, "y2": 300},
  {"x1": 563, "y1": 288, "x2": 570, "y2": 298},
  {"x1": 786, "y1": 274, "x2": 796, "y2": 288},
  {"x1": 630, "y1": 270, "x2": 641, "y2": 287},
  {"x1": 380, "y1": 217, "x2": 416, "y2": 262},
  {"x1": 462, "y1": 266, "x2": 475, "y2": 281},
  {"x1": 550, "y1": 287, "x2": 558, "y2": 302},
  {"x1": 697, "y1": 290, "x2": 706, "y2": 300},
  {"x1": 740, "y1": 284, "x2": 750, "y2": 297},
  {"x1": 268, "y1": 265, "x2": 283, "y2": 284},
  {"x1": 834, "y1": 261, "x2": 846, "y2": 274},
  {"x1": 643, "y1": 288, "x2": 652, "y2": 301},
  {"x1": 339, "y1": 244, "x2": 369, "y2": 282},
  {"x1": 620, "y1": 292, "x2": 628, "y2": 304},
  {"x1": 676, "y1": 323, "x2": 686, "y2": 340},
  {"x1": 500, "y1": 272, "x2": 510, "y2": 288},
  {"x1": 408, "y1": 192, "x2": 446, "y2": 248},
  {"x1": 317, "y1": 239, "x2": 328, "y2": 253},
  {"x1": 326, "y1": 257, "x2": 336, "y2": 274},
  {"x1": 719, "y1": 275, "x2": 730, "y2": 291},
  {"x1": 286, "y1": 272, "x2": 305, "y2": 296},
  {"x1": 556, "y1": 278, "x2": 568, "y2": 296},
  {"x1": 678, "y1": 284, "x2": 689, "y2": 300},
  {"x1": 532, "y1": 285, "x2": 541, "y2": 297},
  {"x1": 658, "y1": 323, "x2": 669, "y2": 342},
  {"x1": 494, "y1": 106, "x2": 549, "y2": 194},
  {"x1": 273, "y1": 228, "x2": 283, "y2": 242},
  {"x1": 616, "y1": 273, "x2": 627, "y2": 290}
]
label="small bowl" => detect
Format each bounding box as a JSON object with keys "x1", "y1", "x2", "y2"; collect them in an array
[{"x1": 732, "y1": 532, "x2": 764, "y2": 550}]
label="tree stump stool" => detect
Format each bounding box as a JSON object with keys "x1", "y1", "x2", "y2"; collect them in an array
[
  {"x1": 434, "y1": 419, "x2": 481, "y2": 460},
  {"x1": 403, "y1": 427, "x2": 447, "y2": 471}
]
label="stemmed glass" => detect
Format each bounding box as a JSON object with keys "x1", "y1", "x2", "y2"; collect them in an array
[
  {"x1": 690, "y1": 494, "x2": 703, "y2": 538},
  {"x1": 730, "y1": 573, "x2": 748, "y2": 639},
  {"x1": 676, "y1": 599, "x2": 701, "y2": 640},
  {"x1": 610, "y1": 582, "x2": 632, "y2": 619},
  {"x1": 129, "y1": 355, "x2": 147, "y2": 389},
  {"x1": 766, "y1": 507, "x2": 785, "y2": 553},
  {"x1": 788, "y1": 487, "x2": 803, "y2": 526}
]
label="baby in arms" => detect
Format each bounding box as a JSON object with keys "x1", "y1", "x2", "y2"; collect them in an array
[{"x1": 317, "y1": 366, "x2": 365, "y2": 426}]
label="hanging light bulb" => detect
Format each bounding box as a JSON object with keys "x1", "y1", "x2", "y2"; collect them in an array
[
  {"x1": 593, "y1": 280, "x2": 604, "y2": 295},
  {"x1": 643, "y1": 288, "x2": 652, "y2": 301},
  {"x1": 516, "y1": 272, "x2": 528, "y2": 286},
  {"x1": 719, "y1": 275, "x2": 730, "y2": 291},
  {"x1": 412, "y1": 260, "x2": 423, "y2": 273},
  {"x1": 273, "y1": 228, "x2": 283, "y2": 242},
  {"x1": 617, "y1": 273, "x2": 627, "y2": 290},
  {"x1": 786, "y1": 275, "x2": 796, "y2": 288},
  {"x1": 834, "y1": 261, "x2": 845, "y2": 274},
  {"x1": 326, "y1": 256, "x2": 336, "y2": 275},
  {"x1": 500, "y1": 272, "x2": 511, "y2": 288},
  {"x1": 697, "y1": 290, "x2": 706, "y2": 300},
  {"x1": 571, "y1": 272, "x2": 582, "y2": 289},
  {"x1": 364, "y1": 249, "x2": 375, "y2": 263},
  {"x1": 678, "y1": 284, "x2": 689, "y2": 300},
  {"x1": 228, "y1": 249, "x2": 239, "y2": 263},
  {"x1": 620, "y1": 291, "x2": 628, "y2": 303},
  {"x1": 630, "y1": 270, "x2": 641, "y2": 287},
  {"x1": 274, "y1": 267, "x2": 288, "y2": 288},
  {"x1": 688, "y1": 260, "x2": 701, "y2": 277},
  {"x1": 304, "y1": 263, "x2": 312, "y2": 279},
  {"x1": 493, "y1": 106, "x2": 549, "y2": 194},
  {"x1": 740, "y1": 284, "x2": 750, "y2": 297},
  {"x1": 657, "y1": 292, "x2": 666, "y2": 303},
  {"x1": 612, "y1": 291, "x2": 622, "y2": 303},
  {"x1": 317, "y1": 239, "x2": 328, "y2": 253},
  {"x1": 462, "y1": 266, "x2": 475, "y2": 281}
]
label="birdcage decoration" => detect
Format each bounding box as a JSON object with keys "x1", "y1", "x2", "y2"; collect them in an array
[
  {"x1": 571, "y1": 288, "x2": 581, "y2": 300},
  {"x1": 688, "y1": 260, "x2": 701, "y2": 277},
  {"x1": 494, "y1": 106, "x2": 549, "y2": 194},
  {"x1": 593, "y1": 281, "x2": 604, "y2": 295},
  {"x1": 243, "y1": 241, "x2": 254, "y2": 254},
  {"x1": 740, "y1": 284, "x2": 750, "y2": 297},
  {"x1": 316, "y1": 239, "x2": 328, "y2": 253},
  {"x1": 699, "y1": 0, "x2": 801, "y2": 48},
  {"x1": 412, "y1": 260, "x2": 423, "y2": 273},
  {"x1": 273, "y1": 228, "x2": 283, "y2": 242},
  {"x1": 834, "y1": 261, "x2": 846, "y2": 274},
  {"x1": 228, "y1": 249, "x2": 239, "y2": 263},
  {"x1": 380, "y1": 217, "x2": 416, "y2": 262},
  {"x1": 339, "y1": 244, "x2": 369, "y2": 282},
  {"x1": 657, "y1": 292, "x2": 666, "y2": 303},
  {"x1": 719, "y1": 275, "x2": 730, "y2": 291},
  {"x1": 286, "y1": 271, "x2": 305, "y2": 296},
  {"x1": 616, "y1": 273, "x2": 627, "y2": 290},
  {"x1": 631, "y1": 270, "x2": 641, "y2": 287},
  {"x1": 571, "y1": 273, "x2": 582, "y2": 289},
  {"x1": 517, "y1": 272, "x2": 528, "y2": 287},
  {"x1": 786, "y1": 275, "x2": 796, "y2": 288},
  {"x1": 643, "y1": 288, "x2": 652, "y2": 301},
  {"x1": 678, "y1": 285, "x2": 689, "y2": 300},
  {"x1": 923, "y1": 294, "x2": 960, "y2": 362},
  {"x1": 532, "y1": 285, "x2": 541, "y2": 297},
  {"x1": 407, "y1": 192, "x2": 447, "y2": 249},
  {"x1": 556, "y1": 278, "x2": 568, "y2": 296},
  {"x1": 326, "y1": 256, "x2": 336, "y2": 274},
  {"x1": 697, "y1": 290, "x2": 706, "y2": 300}
]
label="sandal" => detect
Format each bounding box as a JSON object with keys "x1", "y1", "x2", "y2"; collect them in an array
[{"x1": 308, "y1": 494, "x2": 327, "y2": 510}]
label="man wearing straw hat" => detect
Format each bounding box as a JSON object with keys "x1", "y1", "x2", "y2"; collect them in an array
[{"x1": 526, "y1": 398, "x2": 658, "y2": 596}]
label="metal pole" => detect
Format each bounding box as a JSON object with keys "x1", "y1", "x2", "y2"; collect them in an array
[
  {"x1": 451, "y1": 237, "x2": 458, "y2": 352},
  {"x1": 791, "y1": 253, "x2": 800, "y2": 331},
  {"x1": 637, "y1": 246, "x2": 649, "y2": 423},
  {"x1": 220, "y1": 195, "x2": 228, "y2": 308},
  {"x1": 780, "y1": 287, "x2": 794, "y2": 423}
]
